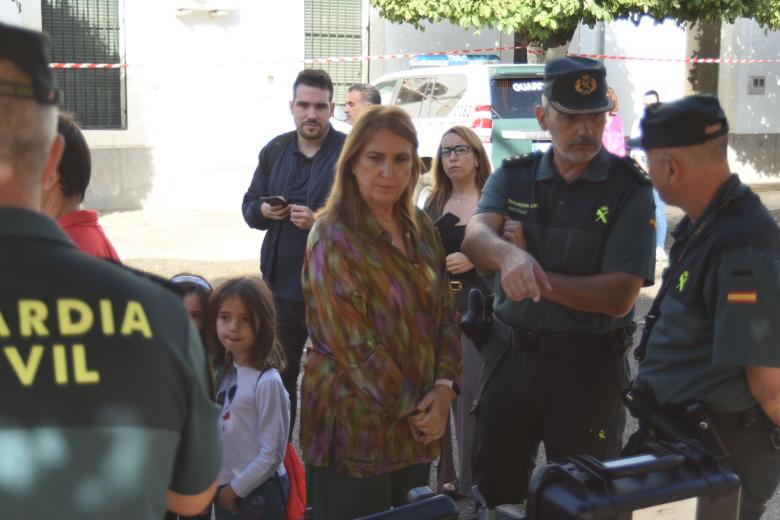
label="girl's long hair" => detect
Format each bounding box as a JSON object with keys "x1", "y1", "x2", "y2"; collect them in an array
[
  {"x1": 316, "y1": 105, "x2": 422, "y2": 238},
  {"x1": 424, "y1": 126, "x2": 492, "y2": 219},
  {"x1": 206, "y1": 277, "x2": 286, "y2": 373}
]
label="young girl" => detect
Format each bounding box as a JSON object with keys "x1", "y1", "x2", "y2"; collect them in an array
[
  {"x1": 207, "y1": 277, "x2": 290, "y2": 520},
  {"x1": 170, "y1": 273, "x2": 213, "y2": 336},
  {"x1": 165, "y1": 273, "x2": 215, "y2": 520}
]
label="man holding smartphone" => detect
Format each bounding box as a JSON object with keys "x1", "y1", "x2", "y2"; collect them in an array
[{"x1": 242, "y1": 69, "x2": 346, "y2": 437}]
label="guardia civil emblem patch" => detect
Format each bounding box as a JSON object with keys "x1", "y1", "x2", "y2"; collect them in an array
[
  {"x1": 575, "y1": 74, "x2": 598, "y2": 95},
  {"x1": 595, "y1": 206, "x2": 609, "y2": 224}
]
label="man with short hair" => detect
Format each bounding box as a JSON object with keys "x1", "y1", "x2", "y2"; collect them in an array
[
  {"x1": 463, "y1": 56, "x2": 656, "y2": 507},
  {"x1": 242, "y1": 69, "x2": 346, "y2": 436},
  {"x1": 41, "y1": 111, "x2": 120, "y2": 262},
  {"x1": 344, "y1": 83, "x2": 381, "y2": 125},
  {"x1": 0, "y1": 23, "x2": 220, "y2": 519},
  {"x1": 632, "y1": 95, "x2": 780, "y2": 520}
]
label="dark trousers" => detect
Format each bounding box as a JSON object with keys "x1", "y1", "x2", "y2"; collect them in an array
[
  {"x1": 274, "y1": 296, "x2": 308, "y2": 440},
  {"x1": 704, "y1": 412, "x2": 780, "y2": 520},
  {"x1": 213, "y1": 475, "x2": 289, "y2": 520},
  {"x1": 472, "y1": 334, "x2": 628, "y2": 507},
  {"x1": 306, "y1": 462, "x2": 430, "y2": 520}
]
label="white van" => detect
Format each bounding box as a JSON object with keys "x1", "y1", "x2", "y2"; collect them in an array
[{"x1": 372, "y1": 63, "x2": 549, "y2": 205}]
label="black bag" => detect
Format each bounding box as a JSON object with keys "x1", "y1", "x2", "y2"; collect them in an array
[{"x1": 524, "y1": 441, "x2": 741, "y2": 520}]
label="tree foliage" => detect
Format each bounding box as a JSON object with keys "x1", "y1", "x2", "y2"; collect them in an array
[{"x1": 369, "y1": 0, "x2": 780, "y2": 48}]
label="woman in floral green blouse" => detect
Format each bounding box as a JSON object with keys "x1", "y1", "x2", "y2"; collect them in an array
[{"x1": 301, "y1": 105, "x2": 462, "y2": 519}]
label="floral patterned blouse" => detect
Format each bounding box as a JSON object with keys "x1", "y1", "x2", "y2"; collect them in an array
[{"x1": 300, "y1": 208, "x2": 461, "y2": 478}]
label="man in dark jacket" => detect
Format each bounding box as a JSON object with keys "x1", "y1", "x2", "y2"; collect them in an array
[{"x1": 242, "y1": 69, "x2": 346, "y2": 436}]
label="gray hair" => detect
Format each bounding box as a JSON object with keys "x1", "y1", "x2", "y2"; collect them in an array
[{"x1": 348, "y1": 83, "x2": 381, "y2": 105}]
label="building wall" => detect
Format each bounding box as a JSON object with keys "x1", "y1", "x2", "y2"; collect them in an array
[
  {"x1": 368, "y1": 13, "x2": 513, "y2": 81},
  {"x1": 720, "y1": 18, "x2": 780, "y2": 181},
  {"x1": 0, "y1": 1, "x2": 22, "y2": 25},
  {"x1": 16, "y1": 0, "x2": 307, "y2": 211}
]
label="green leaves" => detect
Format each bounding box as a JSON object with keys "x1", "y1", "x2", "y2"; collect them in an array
[{"x1": 369, "y1": 0, "x2": 780, "y2": 47}]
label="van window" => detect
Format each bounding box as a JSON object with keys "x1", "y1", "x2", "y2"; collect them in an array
[
  {"x1": 422, "y1": 74, "x2": 467, "y2": 118},
  {"x1": 375, "y1": 81, "x2": 396, "y2": 106},
  {"x1": 491, "y1": 78, "x2": 544, "y2": 119},
  {"x1": 395, "y1": 77, "x2": 433, "y2": 118}
]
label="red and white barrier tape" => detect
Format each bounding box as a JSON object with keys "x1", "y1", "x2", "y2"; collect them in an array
[
  {"x1": 47, "y1": 44, "x2": 780, "y2": 68},
  {"x1": 49, "y1": 62, "x2": 128, "y2": 69}
]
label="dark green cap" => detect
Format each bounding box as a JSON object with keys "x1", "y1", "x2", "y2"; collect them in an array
[
  {"x1": 641, "y1": 95, "x2": 728, "y2": 149},
  {"x1": 0, "y1": 22, "x2": 58, "y2": 105},
  {"x1": 543, "y1": 56, "x2": 612, "y2": 114}
]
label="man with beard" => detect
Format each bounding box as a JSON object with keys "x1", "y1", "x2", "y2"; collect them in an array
[
  {"x1": 242, "y1": 69, "x2": 346, "y2": 437},
  {"x1": 462, "y1": 56, "x2": 656, "y2": 508}
]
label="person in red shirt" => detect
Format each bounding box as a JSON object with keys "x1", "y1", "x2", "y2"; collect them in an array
[{"x1": 41, "y1": 111, "x2": 121, "y2": 262}]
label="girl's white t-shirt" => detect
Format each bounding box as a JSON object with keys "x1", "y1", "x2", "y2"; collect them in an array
[{"x1": 216, "y1": 364, "x2": 290, "y2": 497}]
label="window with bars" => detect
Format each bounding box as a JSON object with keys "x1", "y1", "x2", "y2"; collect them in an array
[
  {"x1": 41, "y1": 0, "x2": 125, "y2": 129},
  {"x1": 304, "y1": 0, "x2": 362, "y2": 103}
]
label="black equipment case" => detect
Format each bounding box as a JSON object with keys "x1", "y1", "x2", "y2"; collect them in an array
[{"x1": 524, "y1": 441, "x2": 741, "y2": 519}]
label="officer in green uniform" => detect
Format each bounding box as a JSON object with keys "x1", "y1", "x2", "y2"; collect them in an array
[
  {"x1": 632, "y1": 96, "x2": 780, "y2": 520},
  {"x1": 0, "y1": 23, "x2": 220, "y2": 519},
  {"x1": 463, "y1": 56, "x2": 656, "y2": 507}
]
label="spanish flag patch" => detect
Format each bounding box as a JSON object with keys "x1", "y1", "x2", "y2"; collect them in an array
[{"x1": 727, "y1": 291, "x2": 757, "y2": 304}]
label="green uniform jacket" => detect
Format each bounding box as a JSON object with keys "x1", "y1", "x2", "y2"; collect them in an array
[{"x1": 0, "y1": 208, "x2": 220, "y2": 520}]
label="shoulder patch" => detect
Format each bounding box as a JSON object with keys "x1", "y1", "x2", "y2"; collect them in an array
[
  {"x1": 502, "y1": 151, "x2": 541, "y2": 169},
  {"x1": 617, "y1": 155, "x2": 652, "y2": 186}
]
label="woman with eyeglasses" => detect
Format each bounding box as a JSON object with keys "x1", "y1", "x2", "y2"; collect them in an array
[
  {"x1": 301, "y1": 106, "x2": 461, "y2": 519},
  {"x1": 424, "y1": 126, "x2": 492, "y2": 500}
]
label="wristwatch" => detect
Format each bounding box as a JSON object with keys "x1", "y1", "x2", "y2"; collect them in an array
[{"x1": 435, "y1": 378, "x2": 461, "y2": 397}]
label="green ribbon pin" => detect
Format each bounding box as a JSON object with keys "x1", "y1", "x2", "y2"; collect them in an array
[
  {"x1": 595, "y1": 206, "x2": 609, "y2": 224},
  {"x1": 677, "y1": 270, "x2": 689, "y2": 292}
]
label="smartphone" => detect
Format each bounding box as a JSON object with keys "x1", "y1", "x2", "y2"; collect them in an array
[
  {"x1": 434, "y1": 212, "x2": 460, "y2": 229},
  {"x1": 259, "y1": 196, "x2": 288, "y2": 208}
]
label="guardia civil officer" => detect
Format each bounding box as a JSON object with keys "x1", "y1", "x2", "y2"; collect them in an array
[
  {"x1": 0, "y1": 23, "x2": 220, "y2": 519},
  {"x1": 631, "y1": 96, "x2": 780, "y2": 520},
  {"x1": 462, "y1": 56, "x2": 656, "y2": 507}
]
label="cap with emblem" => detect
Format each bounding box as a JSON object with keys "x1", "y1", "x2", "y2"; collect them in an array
[
  {"x1": 640, "y1": 95, "x2": 728, "y2": 150},
  {"x1": 0, "y1": 22, "x2": 58, "y2": 105},
  {"x1": 543, "y1": 56, "x2": 612, "y2": 114}
]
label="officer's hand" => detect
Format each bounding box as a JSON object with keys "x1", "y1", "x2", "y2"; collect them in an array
[
  {"x1": 502, "y1": 219, "x2": 527, "y2": 249},
  {"x1": 260, "y1": 201, "x2": 290, "y2": 220},
  {"x1": 217, "y1": 485, "x2": 239, "y2": 513},
  {"x1": 289, "y1": 204, "x2": 315, "y2": 230},
  {"x1": 500, "y1": 249, "x2": 551, "y2": 303},
  {"x1": 446, "y1": 252, "x2": 473, "y2": 274},
  {"x1": 408, "y1": 386, "x2": 453, "y2": 444}
]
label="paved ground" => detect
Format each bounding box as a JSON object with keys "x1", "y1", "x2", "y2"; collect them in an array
[{"x1": 100, "y1": 185, "x2": 780, "y2": 519}]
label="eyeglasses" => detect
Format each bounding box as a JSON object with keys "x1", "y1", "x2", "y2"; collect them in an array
[
  {"x1": 440, "y1": 145, "x2": 473, "y2": 158},
  {"x1": 217, "y1": 384, "x2": 237, "y2": 406}
]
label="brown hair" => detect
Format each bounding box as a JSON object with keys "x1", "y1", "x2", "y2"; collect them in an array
[
  {"x1": 607, "y1": 87, "x2": 620, "y2": 114},
  {"x1": 205, "y1": 277, "x2": 286, "y2": 372},
  {"x1": 424, "y1": 126, "x2": 492, "y2": 218},
  {"x1": 316, "y1": 105, "x2": 422, "y2": 237}
]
